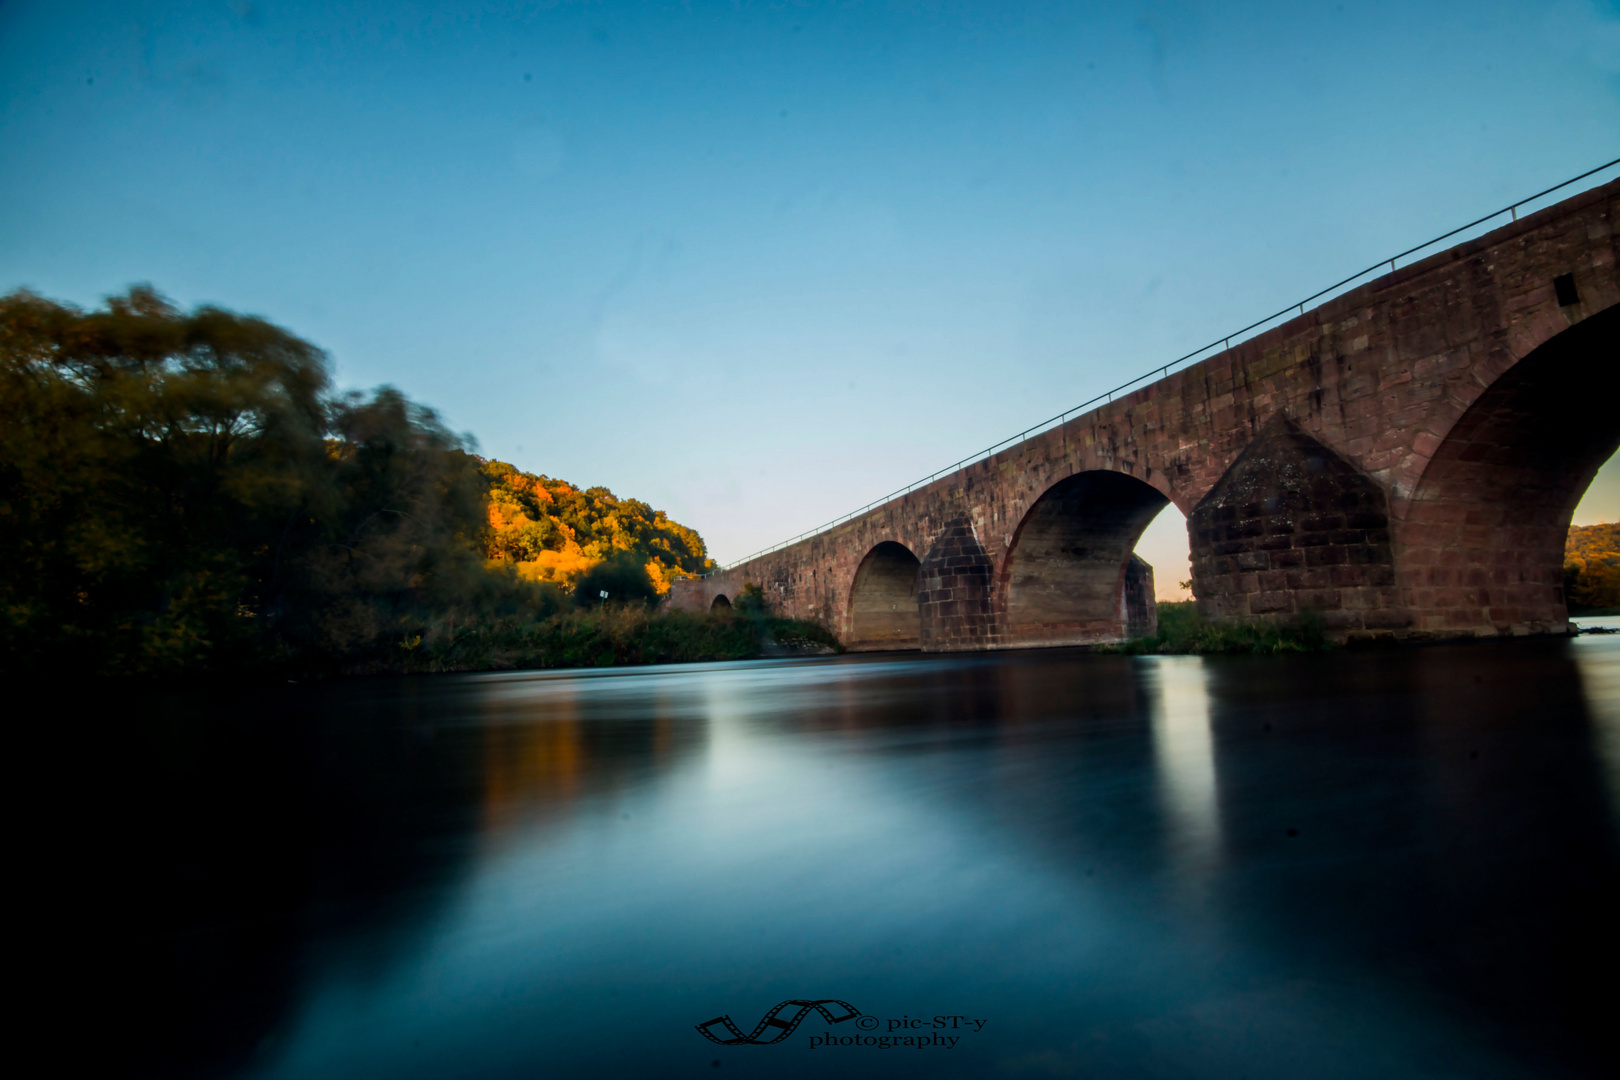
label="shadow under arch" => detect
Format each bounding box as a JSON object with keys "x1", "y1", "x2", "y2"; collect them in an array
[
  {"x1": 710, "y1": 594, "x2": 731, "y2": 611},
  {"x1": 1001, "y1": 470, "x2": 1170, "y2": 646},
  {"x1": 847, "y1": 541, "x2": 922, "y2": 650},
  {"x1": 1402, "y1": 302, "x2": 1620, "y2": 634}
]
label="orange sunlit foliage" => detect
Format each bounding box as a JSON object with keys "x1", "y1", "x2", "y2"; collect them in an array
[
  {"x1": 481, "y1": 459, "x2": 713, "y2": 594},
  {"x1": 1566, "y1": 523, "x2": 1620, "y2": 612}
]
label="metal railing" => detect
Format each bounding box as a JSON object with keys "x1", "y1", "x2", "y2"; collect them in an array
[{"x1": 709, "y1": 156, "x2": 1620, "y2": 574}]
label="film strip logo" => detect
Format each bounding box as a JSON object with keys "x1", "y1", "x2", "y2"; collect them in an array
[{"x1": 695, "y1": 999, "x2": 861, "y2": 1045}]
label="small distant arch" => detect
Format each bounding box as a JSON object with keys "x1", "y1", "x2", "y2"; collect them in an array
[
  {"x1": 710, "y1": 594, "x2": 731, "y2": 611},
  {"x1": 848, "y1": 541, "x2": 922, "y2": 650}
]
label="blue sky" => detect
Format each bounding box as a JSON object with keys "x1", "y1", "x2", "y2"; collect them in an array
[{"x1": 2, "y1": 0, "x2": 1617, "y2": 583}]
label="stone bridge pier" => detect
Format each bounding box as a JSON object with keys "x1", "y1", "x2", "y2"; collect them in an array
[{"x1": 671, "y1": 180, "x2": 1620, "y2": 651}]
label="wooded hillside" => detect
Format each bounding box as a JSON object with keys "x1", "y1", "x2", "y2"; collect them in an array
[
  {"x1": 483, "y1": 461, "x2": 711, "y2": 593},
  {"x1": 1566, "y1": 523, "x2": 1620, "y2": 612}
]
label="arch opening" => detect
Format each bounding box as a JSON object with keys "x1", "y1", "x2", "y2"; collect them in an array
[
  {"x1": 710, "y1": 594, "x2": 731, "y2": 611},
  {"x1": 848, "y1": 541, "x2": 922, "y2": 650},
  {"x1": 1002, "y1": 471, "x2": 1170, "y2": 646},
  {"x1": 1134, "y1": 502, "x2": 1193, "y2": 603},
  {"x1": 1405, "y1": 303, "x2": 1620, "y2": 634},
  {"x1": 1567, "y1": 452, "x2": 1619, "y2": 617}
]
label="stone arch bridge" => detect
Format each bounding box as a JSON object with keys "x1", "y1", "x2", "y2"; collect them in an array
[{"x1": 670, "y1": 180, "x2": 1619, "y2": 650}]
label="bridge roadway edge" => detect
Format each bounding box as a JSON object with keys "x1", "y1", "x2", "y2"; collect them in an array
[{"x1": 671, "y1": 179, "x2": 1620, "y2": 650}]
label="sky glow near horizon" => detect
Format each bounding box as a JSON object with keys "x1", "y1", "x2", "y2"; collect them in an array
[{"x1": 2, "y1": 0, "x2": 1617, "y2": 588}]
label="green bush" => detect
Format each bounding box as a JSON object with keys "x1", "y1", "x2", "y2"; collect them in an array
[
  {"x1": 733, "y1": 581, "x2": 770, "y2": 616},
  {"x1": 1103, "y1": 602, "x2": 1330, "y2": 655},
  {"x1": 341, "y1": 606, "x2": 842, "y2": 677},
  {"x1": 572, "y1": 551, "x2": 661, "y2": 608}
]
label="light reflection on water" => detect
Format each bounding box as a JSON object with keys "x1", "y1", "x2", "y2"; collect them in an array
[
  {"x1": 81, "y1": 639, "x2": 1620, "y2": 1079},
  {"x1": 1146, "y1": 657, "x2": 1221, "y2": 884},
  {"x1": 1574, "y1": 616, "x2": 1620, "y2": 809}
]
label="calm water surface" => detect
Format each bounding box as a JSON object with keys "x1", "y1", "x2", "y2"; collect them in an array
[{"x1": 76, "y1": 628, "x2": 1620, "y2": 1079}]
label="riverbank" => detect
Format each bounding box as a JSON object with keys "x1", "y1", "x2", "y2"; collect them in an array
[
  {"x1": 326, "y1": 607, "x2": 843, "y2": 677},
  {"x1": 1103, "y1": 601, "x2": 1331, "y2": 655}
]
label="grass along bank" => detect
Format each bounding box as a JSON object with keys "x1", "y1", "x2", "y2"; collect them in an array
[
  {"x1": 333, "y1": 606, "x2": 842, "y2": 678},
  {"x1": 1102, "y1": 601, "x2": 1330, "y2": 655}
]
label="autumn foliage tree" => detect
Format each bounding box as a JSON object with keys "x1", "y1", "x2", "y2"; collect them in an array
[{"x1": 482, "y1": 459, "x2": 713, "y2": 592}]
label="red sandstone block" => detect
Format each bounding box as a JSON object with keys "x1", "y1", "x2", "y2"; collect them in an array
[
  {"x1": 1393, "y1": 570, "x2": 1426, "y2": 592},
  {"x1": 1411, "y1": 431, "x2": 1444, "y2": 459},
  {"x1": 1250, "y1": 591, "x2": 1294, "y2": 614},
  {"x1": 1306, "y1": 546, "x2": 1348, "y2": 567},
  {"x1": 1295, "y1": 567, "x2": 1329, "y2": 588},
  {"x1": 1396, "y1": 545, "x2": 1439, "y2": 567},
  {"x1": 1329, "y1": 565, "x2": 1369, "y2": 588},
  {"x1": 1342, "y1": 588, "x2": 1377, "y2": 609}
]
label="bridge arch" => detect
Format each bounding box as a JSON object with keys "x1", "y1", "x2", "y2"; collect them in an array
[
  {"x1": 1400, "y1": 302, "x2": 1620, "y2": 634},
  {"x1": 999, "y1": 470, "x2": 1170, "y2": 647},
  {"x1": 710, "y1": 594, "x2": 731, "y2": 611},
  {"x1": 847, "y1": 541, "x2": 922, "y2": 650}
]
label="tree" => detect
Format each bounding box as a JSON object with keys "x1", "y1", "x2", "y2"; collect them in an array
[
  {"x1": 482, "y1": 459, "x2": 715, "y2": 589},
  {"x1": 0, "y1": 286, "x2": 329, "y2": 673},
  {"x1": 572, "y1": 551, "x2": 661, "y2": 608}
]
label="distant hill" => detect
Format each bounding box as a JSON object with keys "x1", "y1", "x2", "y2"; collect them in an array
[
  {"x1": 1565, "y1": 523, "x2": 1620, "y2": 613},
  {"x1": 482, "y1": 460, "x2": 714, "y2": 593}
]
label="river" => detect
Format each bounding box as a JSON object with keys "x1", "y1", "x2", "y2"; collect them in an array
[{"x1": 69, "y1": 622, "x2": 1620, "y2": 1079}]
